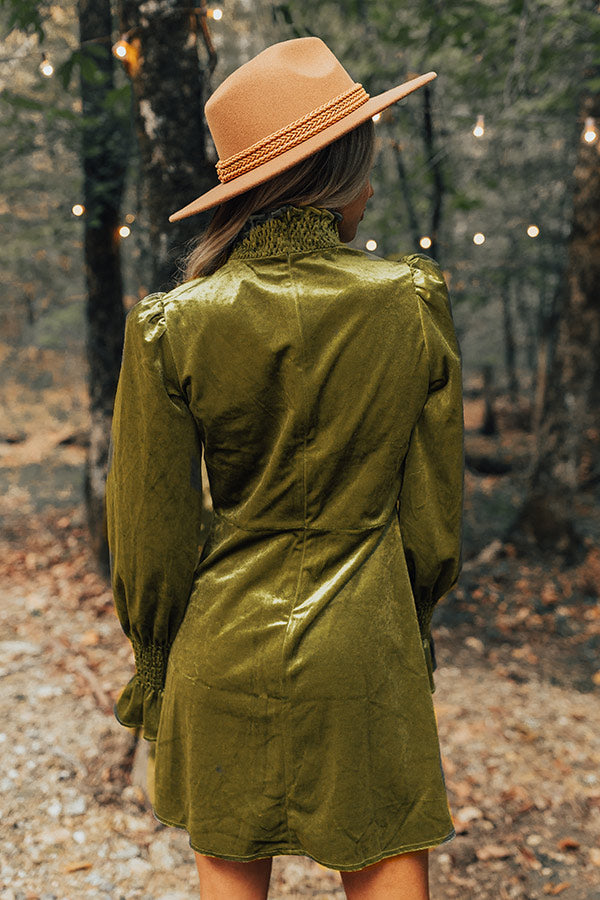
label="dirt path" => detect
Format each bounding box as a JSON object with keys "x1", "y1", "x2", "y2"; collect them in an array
[{"x1": 1, "y1": 509, "x2": 599, "y2": 900}]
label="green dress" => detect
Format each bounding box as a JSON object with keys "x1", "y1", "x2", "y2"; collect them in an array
[{"x1": 106, "y1": 205, "x2": 464, "y2": 870}]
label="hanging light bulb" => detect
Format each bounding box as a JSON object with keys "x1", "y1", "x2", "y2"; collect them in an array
[
  {"x1": 472, "y1": 114, "x2": 485, "y2": 138},
  {"x1": 583, "y1": 117, "x2": 598, "y2": 144},
  {"x1": 113, "y1": 40, "x2": 128, "y2": 59},
  {"x1": 72, "y1": 204, "x2": 85, "y2": 217},
  {"x1": 473, "y1": 232, "x2": 486, "y2": 245},
  {"x1": 119, "y1": 225, "x2": 131, "y2": 238},
  {"x1": 372, "y1": 112, "x2": 381, "y2": 123},
  {"x1": 365, "y1": 239, "x2": 378, "y2": 252},
  {"x1": 419, "y1": 236, "x2": 432, "y2": 250},
  {"x1": 527, "y1": 224, "x2": 540, "y2": 238},
  {"x1": 40, "y1": 53, "x2": 54, "y2": 78},
  {"x1": 208, "y1": 7, "x2": 223, "y2": 18},
  {"x1": 112, "y1": 36, "x2": 140, "y2": 76}
]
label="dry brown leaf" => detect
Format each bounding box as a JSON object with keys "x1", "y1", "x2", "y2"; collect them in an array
[
  {"x1": 543, "y1": 882, "x2": 571, "y2": 895},
  {"x1": 63, "y1": 861, "x2": 93, "y2": 873},
  {"x1": 518, "y1": 846, "x2": 541, "y2": 869},
  {"x1": 476, "y1": 844, "x2": 513, "y2": 861},
  {"x1": 80, "y1": 630, "x2": 100, "y2": 647},
  {"x1": 557, "y1": 837, "x2": 580, "y2": 851}
]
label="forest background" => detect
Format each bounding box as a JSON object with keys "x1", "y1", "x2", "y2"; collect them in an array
[{"x1": 1, "y1": 1, "x2": 600, "y2": 898}]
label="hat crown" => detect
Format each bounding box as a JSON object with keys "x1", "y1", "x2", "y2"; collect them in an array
[{"x1": 206, "y1": 38, "x2": 356, "y2": 161}]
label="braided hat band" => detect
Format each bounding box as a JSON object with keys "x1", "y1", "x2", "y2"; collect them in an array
[{"x1": 216, "y1": 84, "x2": 370, "y2": 184}]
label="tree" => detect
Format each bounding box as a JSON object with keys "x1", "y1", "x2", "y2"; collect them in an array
[
  {"x1": 117, "y1": 0, "x2": 217, "y2": 290},
  {"x1": 511, "y1": 80, "x2": 600, "y2": 560},
  {"x1": 0, "y1": 0, "x2": 129, "y2": 569},
  {"x1": 78, "y1": 0, "x2": 129, "y2": 571}
]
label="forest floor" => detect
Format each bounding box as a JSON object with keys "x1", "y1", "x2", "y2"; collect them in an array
[{"x1": 1, "y1": 345, "x2": 599, "y2": 900}]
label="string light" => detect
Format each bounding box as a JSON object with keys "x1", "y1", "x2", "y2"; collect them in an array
[
  {"x1": 365, "y1": 239, "x2": 378, "y2": 251},
  {"x1": 372, "y1": 113, "x2": 381, "y2": 123},
  {"x1": 419, "y1": 236, "x2": 432, "y2": 250},
  {"x1": 472, "y1": 114, "x2": 485, "y2": 138},
  {"x1": 473, "y1": 232, "x2": 486, "y2": 245},
  {"x1": 112, "y1": 36, "x2": 140, "y2": 76},
  {"x1": 119, "y1": 225, "x2": 131, "y2": 238},
  {"x1": 125, "y1": 213, "x2": 136, "y2": 224},
  {"x1": 71, "y1": 204, "x2": 85, "y2": 217},
  {"x1": 527, "y1": 224, "x2": 540, "y2": 238},
  {"x1": 208, "y1": 7, "x2": 223, "y2": 19},
  {"x1": 40, "y1": 53, "x2": 54, "y2": 78},
  {"x1": 583, "y1": 117, "x2": 597, "y2": 144}
]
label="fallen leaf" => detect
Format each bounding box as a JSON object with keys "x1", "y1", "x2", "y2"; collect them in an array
[
  {"x1": 80, "y1": 630, "x2": 99, "y2": 646},
  {"x1": 557, "y1": 837, "x2": 580, "y2": 851},
  {"x1": 476, "y1": 844, "x2": 513, "y2": 861},
  {"x1": 543, "y1": 882, "x2": 571, "y2": 895},
  {"x1": 456, "y1": 806, "x2": 483, "y2": 823},
  {"x1": 63, "y1": 861, "x2": 93, "y2": 873},
  {"x1": 518, "y1": 846, "x2": 541, "y2": 869}
]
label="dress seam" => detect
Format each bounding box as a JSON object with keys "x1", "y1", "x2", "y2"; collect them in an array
[
  {"x1": 280, "y1": 256, "x2": 310, "y2": 848},
  {"x1": 211, "y1": 509, "x2": 392, "y2": 535}
]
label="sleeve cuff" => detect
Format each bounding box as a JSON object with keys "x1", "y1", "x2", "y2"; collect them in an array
[
  {"x1": 114, "y1": 640, "x2": 170, "y2": 742},
  {"x1": 114, "y1": 674, "x2": 163, "y2": 741}
]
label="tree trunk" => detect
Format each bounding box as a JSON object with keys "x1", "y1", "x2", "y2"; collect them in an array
[
  {"x1": 511, "y1": 85, "x2": 600, "y2": 561},
  {"x1": 422, "y1": 84, "x2": 445, "y2": 261},
  {"x1": 480, "y1": 364, "x2": 497, "y2": 436},
  {"x1": 78, "y1": 0, "x2": 129, "y2": 574},
  {"x1": 501, "y1": 274, "x2": 519, "y2": 405},
  {"x1": 118, "y1": 0, "x2": 217, "y2": 290}
]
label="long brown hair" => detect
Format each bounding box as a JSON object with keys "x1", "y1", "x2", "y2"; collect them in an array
[{"x1": 181, "y1": 119, "x2": 376, "y2": 281}]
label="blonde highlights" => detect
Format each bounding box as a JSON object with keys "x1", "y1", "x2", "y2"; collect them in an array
[{"x1": 181, "y1": 119, "x2": 376, "y2": 281}]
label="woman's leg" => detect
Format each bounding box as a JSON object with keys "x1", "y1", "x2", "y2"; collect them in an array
[
  {"x1": 194, "y1": 853, "x2": 272, "y2": 900},
  {"x1": 340, "y1": 849, "x2": 430, "y2": 900}
]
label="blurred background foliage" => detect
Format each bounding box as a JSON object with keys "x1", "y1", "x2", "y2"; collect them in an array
[
  {"x1": 0, "y1": 0, "x2": 599, "y2": 565},
  {"x1": 1, "y1": 0, "x2": 598, "y2": 377}
]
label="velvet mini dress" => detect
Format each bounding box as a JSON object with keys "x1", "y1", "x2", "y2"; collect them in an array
[{"x1": 106, "y1": 206, "x2": 464, "y2": 870}]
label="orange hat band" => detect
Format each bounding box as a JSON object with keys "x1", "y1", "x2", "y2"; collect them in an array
[{"x1": 215, "y1": 83, "x2": 370, "y2": 184}]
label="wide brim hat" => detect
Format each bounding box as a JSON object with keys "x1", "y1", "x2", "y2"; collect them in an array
[{"x1": 169, "y1": 37, "x2": 436, "y2": 222}]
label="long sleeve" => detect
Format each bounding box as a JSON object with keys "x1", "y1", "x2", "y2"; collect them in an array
[
  {"x1": 398, "y1": 254, "x2": 464, "y2": 689},
  {"x1": 105, "y1": 294, "x2": 204, "y2": 740}
]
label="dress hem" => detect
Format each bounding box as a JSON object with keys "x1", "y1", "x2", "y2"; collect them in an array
[{"x1": 151, "y1": 808, "x2": 456, "y2": 871}]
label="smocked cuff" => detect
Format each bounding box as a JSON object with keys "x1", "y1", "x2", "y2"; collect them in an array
[
  {"x1": 114, "y1": 641, "x2": 169, "y2": 742},
  {"x1": 415, "y1": 602, "x2": 435, "y2": 644}
]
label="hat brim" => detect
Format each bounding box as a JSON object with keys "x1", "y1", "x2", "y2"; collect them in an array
[{"x1": 169, "y1": 71, "x2": 437, "y2": 222}]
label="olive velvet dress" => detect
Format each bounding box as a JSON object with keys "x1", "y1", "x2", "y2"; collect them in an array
[{"x1": 106, "y1": 205, "x2": 464, "y2": 870}]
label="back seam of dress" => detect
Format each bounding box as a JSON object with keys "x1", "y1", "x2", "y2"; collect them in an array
[
  {"x1": 289, "y1": 258, "x2": 310, "y2": 527},
  {"x1": 279, "y1": 257, "x2": 311, "y2": 847}
]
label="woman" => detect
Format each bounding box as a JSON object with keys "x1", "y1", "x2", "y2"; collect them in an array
[{"x1": 106, "y1": 37, "x2": 464, "y2": 900}]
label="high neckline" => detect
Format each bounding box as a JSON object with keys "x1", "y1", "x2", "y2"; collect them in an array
[{"x1": 228, "y1": 206, "x2": 342, "y2": 260}]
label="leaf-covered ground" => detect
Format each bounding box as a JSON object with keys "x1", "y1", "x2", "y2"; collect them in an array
[{"x1": 1, "y1": 344, "x2": 599, "y2": 899}]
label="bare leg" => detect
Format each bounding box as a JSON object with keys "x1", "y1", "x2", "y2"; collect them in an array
[
  {"x1": 194, "y1": 853, "x2": 272, "y2": 900},
  {"x1": 341, "y1": 849, "x2": 430, "y2": 900}
]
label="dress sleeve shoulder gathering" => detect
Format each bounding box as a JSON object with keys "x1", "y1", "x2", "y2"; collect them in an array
[
  {"x1": 398, "y1": 254, "x2": 465, "y2": 690},
  {"x1": 105, "y1": 293, "x2": 204, "y2": 740}
]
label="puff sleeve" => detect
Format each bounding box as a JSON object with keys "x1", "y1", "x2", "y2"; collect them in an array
[
  {"x1": 105, "y1": 294, "x2": 203, "y2": 740},
  {"x1": 398, "y1": 255, "x2": 464, "y2": 689}
]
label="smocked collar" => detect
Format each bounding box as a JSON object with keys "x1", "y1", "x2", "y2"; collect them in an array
[{"x1": 228, "y1": 205, "x2": 342, "y2": 260}]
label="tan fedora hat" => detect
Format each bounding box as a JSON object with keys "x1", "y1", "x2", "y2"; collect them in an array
[{"x1": 169, "y1": 37, "x2": 436, "y2": 222}]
